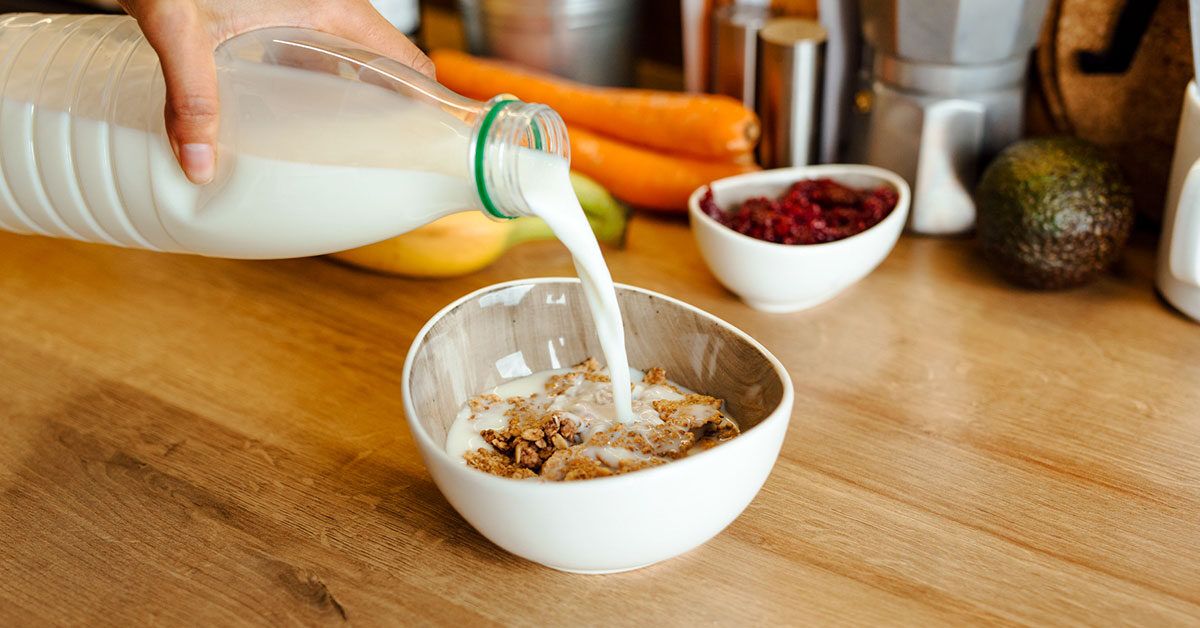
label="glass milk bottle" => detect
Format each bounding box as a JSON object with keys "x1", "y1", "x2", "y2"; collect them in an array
[{"x1": 0, "y1": 13, "x2": 568, "y2": 258}]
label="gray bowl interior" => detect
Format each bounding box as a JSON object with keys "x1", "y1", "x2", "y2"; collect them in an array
[{"x1": 406, "y1": 281, "x2": 786, "y2": 448}]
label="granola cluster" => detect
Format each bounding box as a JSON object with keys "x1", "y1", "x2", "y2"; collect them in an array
[{"x1": 461, "y1": 359, "x2": 739, "y2": 481}]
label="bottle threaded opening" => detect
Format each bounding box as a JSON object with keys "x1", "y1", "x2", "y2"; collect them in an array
[{"x1": 472, "y1": 98, "x2": 570, "y2": 219}]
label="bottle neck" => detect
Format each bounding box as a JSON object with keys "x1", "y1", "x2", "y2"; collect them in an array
[{"x1": 471, "y1": 98, "x2": 570, "y2": 220}]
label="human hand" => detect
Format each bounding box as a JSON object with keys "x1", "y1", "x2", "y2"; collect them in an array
[{"x1": 119, "y1": 0, "x2": 435, "y2": 184}]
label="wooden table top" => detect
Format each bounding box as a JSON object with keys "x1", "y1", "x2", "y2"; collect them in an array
[{"x1": 1, "y1": 217, "x2": 1198, "y2": 626}]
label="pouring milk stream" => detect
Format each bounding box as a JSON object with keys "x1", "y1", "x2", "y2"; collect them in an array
[{"x1": 0, "y1": 14, "x2": 636, "y2": 421}]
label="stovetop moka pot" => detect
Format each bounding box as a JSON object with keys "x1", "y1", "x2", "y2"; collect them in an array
[{"x1": 850, "y1": 0, "x2": 1051, "y2": 235}]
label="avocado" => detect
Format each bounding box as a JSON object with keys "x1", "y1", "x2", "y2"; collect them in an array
[{"x1": 975, "y1": 136, "x2": 1134, "y2": 289}]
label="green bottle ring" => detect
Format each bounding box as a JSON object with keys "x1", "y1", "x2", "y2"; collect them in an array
[{"x1": 474, "y1": 99, "x2": 544, "y2": 220}]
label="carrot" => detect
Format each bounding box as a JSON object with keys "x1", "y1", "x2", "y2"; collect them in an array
[
  {"x1": 567, "y1": 126, "x2": 758, "y2": 212},
  {"x1": 430, "y1": 49, "x2": 760, "y2": 162},
  {"x1": 729, "y1": 151, "x2": 758, "y2": 166}
]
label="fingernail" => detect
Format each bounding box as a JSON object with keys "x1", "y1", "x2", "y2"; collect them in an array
[{"x1": 181, "y1": 143, "x2": 214, "y2": 184}]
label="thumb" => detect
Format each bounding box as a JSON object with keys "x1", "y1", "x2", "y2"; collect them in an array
[{"x1": 138, "y1": 6, "x2": 220, "y2": 184}]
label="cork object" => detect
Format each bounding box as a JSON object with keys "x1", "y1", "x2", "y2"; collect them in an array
[{"x1": 1030, "y1": 0, "x2": 1193, "y2": 221}]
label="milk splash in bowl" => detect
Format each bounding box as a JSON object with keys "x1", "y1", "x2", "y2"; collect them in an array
[{"x1": 446, "y1": 359, "x2": 740, "y2": 481}]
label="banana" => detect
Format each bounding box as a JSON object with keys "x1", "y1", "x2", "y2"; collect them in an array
[
  {"x1": 329, "y1": 172, "x2": 629, "y2": 278},
  {"x1": 330, "y1": 211, "x2": 514, "y2": 278},
  {"x1": 569, "y1": 171, "x2": 630, "y2": 246}
]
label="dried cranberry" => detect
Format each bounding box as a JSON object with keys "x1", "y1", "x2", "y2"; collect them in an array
[{"x1": 701, "y1": 178, "x2": 898, "y2": 246}]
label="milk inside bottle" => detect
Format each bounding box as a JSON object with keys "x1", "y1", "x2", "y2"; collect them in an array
[
  {"x1": 0, "y1": 13, "x2": 635, "y2": 419},
  {"x1": 0, "y1": 14, "x2": 550, "y2": 257}
]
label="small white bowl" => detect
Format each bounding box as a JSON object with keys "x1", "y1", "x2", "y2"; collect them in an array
[
  {"x1": 689, "y1": 165, "x2": 911, "y2": 313},
  {"x1": 402, "y1": 278, "x2": 793, "y2": 574}
]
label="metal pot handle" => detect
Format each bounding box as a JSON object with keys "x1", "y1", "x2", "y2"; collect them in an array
[
  {"x1": 909, "y1": 99, "x2": 986, "y2": 235},
  {"x1": 1170, "y1": 158, "x2": 1200, "y2": 285}
]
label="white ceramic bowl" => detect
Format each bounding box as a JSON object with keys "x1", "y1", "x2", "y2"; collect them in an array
[
  {"x1": 689, "y1": 165, "x2": 911, "y2": 313},
  {"x1": 402, "y1": 278, "x2": 793, "y2": 574}
]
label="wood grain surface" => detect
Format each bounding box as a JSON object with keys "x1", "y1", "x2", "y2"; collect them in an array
[{"x1": 1, "y1": 217, "x2": 1198, "y2": 626}]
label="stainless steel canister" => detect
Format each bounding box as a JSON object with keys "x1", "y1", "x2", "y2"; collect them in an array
[
  {"x1": 757, "y1": 18, "x2": 826, "y2": 168},
  {"x1": 710, "y1": 2, "x2": 776, "y2": 109},
  {"x1": 457, "y1": 0, "x2": 639, "y2": 86}
]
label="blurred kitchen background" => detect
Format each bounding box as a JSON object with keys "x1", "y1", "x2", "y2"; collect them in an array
[
  {"x1": 2, "y1": 0, "x2": 1191, "y2": 222},
  {"x1": 0, "y1": 0, "x2": 119, "y2": 11}
]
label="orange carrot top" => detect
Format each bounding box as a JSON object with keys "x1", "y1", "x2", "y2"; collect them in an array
[
  {"x1": 567, "y1": 126, "x2": 758, "y2": 212},
  {"x1": 430, "y1": 49, "x2": 760, "y2": 162}
]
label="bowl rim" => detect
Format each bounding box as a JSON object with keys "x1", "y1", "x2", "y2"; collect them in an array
[
  {"x1": 688, "y1": 163, "x2": 912, "y2": 251},
  {"x1": 401, "y1": 277, "x2": 795, "y2": 491}
]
